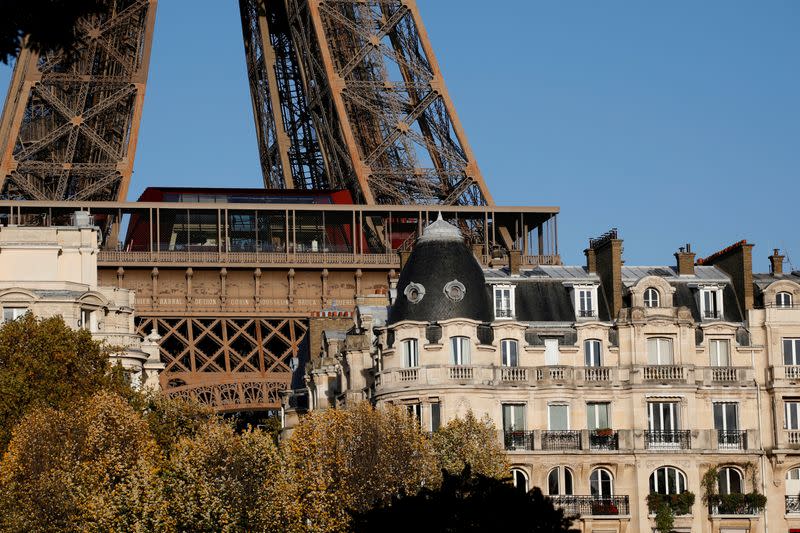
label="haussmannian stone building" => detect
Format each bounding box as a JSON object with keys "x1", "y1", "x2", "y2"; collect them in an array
[{"x1": 298, "y1": 216, "x2": 800, "y2": 533}]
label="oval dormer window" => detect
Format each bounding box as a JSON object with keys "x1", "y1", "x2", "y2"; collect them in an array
[
  {"x1": 444, "y1": 280, "x2": 466, "y2": 302},
  {"x1": 404, "y1": 282, "x2": 426, "y2": 304}
]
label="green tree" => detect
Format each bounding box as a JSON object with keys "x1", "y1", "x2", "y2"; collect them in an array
[
  {"x1": 0, "y1": 391, "x2": 168, "y2": 532},
  {"x1": 0, "y1": 313, "x2": 129, "y2": 452},
  {"x1": 430, "y1": 410, "x2": 509, "y2": 479},
  {"x1": 351, "y1": 466, "x2": 578, "y2": 533},
  {"x1": 274, "y1": 402, "x2": 439, "y2": 532},
  {"x1": 0, "y1": 0, "x2": 106, "y2": 64}
]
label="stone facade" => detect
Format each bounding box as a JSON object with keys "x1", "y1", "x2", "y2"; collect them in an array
[
  {"x1": 300, "y1": 218, "x2": 800, "y2": 533},
  {"x1": 0, "y1": 221, "x2": 163, "y2": 389}
]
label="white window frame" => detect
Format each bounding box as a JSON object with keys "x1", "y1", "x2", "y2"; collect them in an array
[
  {"x1": 587, "y1": 402, "x2": 611, "y2": 430},
  {"x1": 501, "y1": 339, "x2": 519, "y2": 367},
  {"x1": 784, "y1": 338, "x2": 800, "y2": 366},
  {"x1": 572, "y1": 284, "x2": 598, "y2": 319},
  {"x1": 786, "y1": 400, "x2": 800, "y2": 430},
  {"x1": 511, "y1": 469, "x2": 529, "y2": 492},
  {"x1": 713, "y1": 402, "x2": 739, "y2": 432},
  {"x1": 644, "y1": 287, "x2": 661, "y2": 308},
  {"x1": 502, "y1": 403, "x2": 526, "y2": 432},
  {"x1": 584, "y1": 339, "x2": 602, "y2": 367},
  {"x1": 544, "y1": 338, "x2": 559, "y2": 366},
  {"x1": 590, "y1": 468, "x2": 614, "y2": 497},
  {"x1": 699, "y1": 286, "x2": 724, "y2": 320},
  {"x1": 647, "y1": 337, "x2": 675, "y2": 365},
  {"x1": 709, "y1": 339, "x2": 731, "y2": 367},
  {"x1": 493, "y1": 284, "x2": 515, "y2": 320},
  {"x1": 648, "y1": 401, "x2": 680, "y2": 431},
  {"x1": 548, "y1": 466, "x2": 574, "y2": 496},
  {"x1": 548, "y1": 403, "x2": 570, "y2": 431},
  {"x1": 450, "y1": 336, "x2": 471, "y2": 365},
  {"x1": 717, "y1": 467, "x2": 743, "y2": 495},
  {"x1": 650, "y1": 466, "x2": 687, "y2": 495},
  {"x1": 406, "y1": 402, "x2": 422, "y2": 424},
  {"x1": 777, "y1": 292, "x2": 793, "y2": 308},
  {"x1": 402, "y1": 339, "x2": 419, "y2": 368},
  {"x1": 2, "y1": 307, "x2": 27, "y2": 323}
]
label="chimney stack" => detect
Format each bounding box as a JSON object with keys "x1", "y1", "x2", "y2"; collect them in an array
[
  {"x1": 584, "y1": 247, "x2": 597, "y2": 274},
  {"x1": 769, "y1": 248, "x2": 785, "y2": 276},
  {"x1": 675, "y1": 243, "x2": 696, "y2": 276},
  {"x1": 697, "y1": 240, "x2": 755, "y2": 311},
  {"x1": 589, "y1": 229, "x2": 623, "y2": 318}
]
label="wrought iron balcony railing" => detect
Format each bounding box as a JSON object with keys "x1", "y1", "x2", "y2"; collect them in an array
[
  {"x1": 495, "y1": 308, "x2": 514, "y2": 319},
  {"x1": 589, "y1": 430, "x2": 619, "y2": 450},
  {"x1": 578, "y1": 309, "x2": 596, "y2": 318},
  {"x1": 644, "y1": 430, "x2": 691, "y2": 450},
  {"x1": 718, "y1": 430, "x2": 748, "y2": 450},
  {"x1": 503, "y1": 430, "x2": 535, "y2": 451},
  {"x1": 542, "y1": 430, "x2": 582, "y2": 451},
  {"x1": 549, "y1": 495, "x2": 630, "y2": 516},
  {"x1": 786, "y1": 495, "x2": 800, "y2": 514}
]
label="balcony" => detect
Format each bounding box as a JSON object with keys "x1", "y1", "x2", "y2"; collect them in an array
[
  {"x1": 786, "y1": 495, "x2": 800, "y2": 514},
  {"x1": 769, "y1": 366, "x2": 800, "y2": 387},
  {"x1": 577, "y1": 309, "x2": 597, "y2": 319},
  {"x1": 717, "y1": 430, "x2": 748, "y2": 450},
  {"x1": 542, "y1": 430, "x2": 582, "y2": 451},
  {"x1": 641, "y1": 365, "x2": 687, "y2": 383},
  {"x1": 644, "y1": 430, "x2": 691, "y2": 450},
  {"x1": 503, "y1": 430, "x2": 535, "y2": 451},
  {"x1": 549, "y1": 495, "x2": 630, "y2": 517},
  {"x1": 589, "y1": 430, "x2": 619, "y2": 450},
  {"x1": 495, "y1": 308, "x2": 514, "y2": 319}
]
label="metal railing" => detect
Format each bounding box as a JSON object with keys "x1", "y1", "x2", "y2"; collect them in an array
[
  {"x1": 495, "y1": 308, "x2": 514, "y2": 318},
  {"x1": 644, "y1": 430, "x2": 691, "y2": 449},
  {"x1": 542, "y1": 430, "x2": 582, "y2": 451},
  {"x1": 718, "y1": 430, "x2": 747, "y2": 450},
  {"x1": 503, "y1": 430, "x2": 535, "y2": 451},
  {"x1": 549, "y1": 495, "x2": 630, "y2": 516},
  {"x1": 578, "y1": 309, "x2": 596, "y2": 318},
  {"x1": 786, "y1": 495, "x2": 800, "y2": 514},
  {"x1": 704, "y1": 310, "x2": 721, "y2": 319},
  {"x1": 589, "y1": 430, "x2": 619, "y2": 450},
  {"x1": 710, "y1": 501, "x2": 758, "y2": 515}
]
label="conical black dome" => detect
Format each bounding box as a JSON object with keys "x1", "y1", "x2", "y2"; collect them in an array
[{"x1": 388, "y1": 215, "x2": 492, "y2": 325}]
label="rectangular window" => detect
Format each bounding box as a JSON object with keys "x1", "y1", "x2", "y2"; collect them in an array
[
  {"x1": 702, "y1": 288, "x2": 722, "y2": 319},
  {"x1": 785, "y1": 339, "x2": 800, "y2": 366},
  {"x1": 786, "y1": 401, "x2": 800, "y2": 430},
  {"x1": 710, "y1": 339, "x2": 731, "y2": 367},
  {"x1": 578, "y1": 289, "x2": 594, "y2": 317},
  {"x1": 2, "y1": 307, "x2": 26, "y2": 323},
  {"x1": 402, "y1": 339, "x2": 418, "y2": 368},
  {"x1": 648, "y1": 401, "x2": 680, "y2": 431},
  {"x1": 406, "y1": 403, "x2": 421, "y2": 425},
  {"x1": 584, "y1": 339, "x2": 602, "y2": 367},
  {"x1": 647, "y1": 338, "x2": 674, "y2": 365},
  {"x1": 430, "y1": 403, "x2": 441, "y2": 432},
  {"x1": 713, "y1": 402, "x2": 739, "y2": 431},
  {"x1": 544, "y1": 338, "x2": 559, "y2": 366},
  {"x1": 501, "y1": 339, "x2": 518, "y2": 367},
  {"x1": 549, "y1": 404, "x2": 569, "y2": 430},
  {"x1": 450, "y1": 337, "x2": 471, "y2": 365},
  {"x1": 81, "y1": 309, "x2": 95, "y2": 332},
  {"x1": 587, "y1": 402, "x2": 610, "y2": 430},
  {"x1": 494, "y1": 286, "x2": 514, "y2": 319},
  {"x1": 502, "y1": 404, "x2": 525, "y2": 432}
]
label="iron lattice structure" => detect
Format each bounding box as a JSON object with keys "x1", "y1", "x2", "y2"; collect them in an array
[
  {"x1": 0, "y1": 0, "x2": 156, "y2": 201},
  {"x1": 1, "y1": 0, "x2": 491, "y2": 206}
]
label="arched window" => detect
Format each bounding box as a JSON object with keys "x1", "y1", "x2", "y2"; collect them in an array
[
  {"x1": 501, "y1": 339, "x2": 518, "y2": 367},
  {"x1": 786, "y1": 467, "x2": 800, "y2": 506},
  {"x1": 644, "y1": 288, "x2": 660, "y2": 308},
  {"x1": 649, "y1": 466, "x2": 687, "y2": 495},
  {"x1": 717, "y1": 467, "x2": 743, "y2": 495},
  {"x1": 584, "y1": 339, "x2": 602, "y2": 367},
  {"x1": 590, "y1": 468, "x2": 614, "y2": 497},
  {"x1": 402, "y1": 339, "x2": 418, "y2": 368},
  {"x1": 778, "y1": 292, "x2": 794, "y2": 308},
  {"x1": 548, "y1": 466, "x2": 573, "y2": 496},
  {"x1": 450, "y1": 336, "x2": 470, "y2": 365},
  {"x1": 511, "y1": 469, "x2": 528, "y2": 492}
]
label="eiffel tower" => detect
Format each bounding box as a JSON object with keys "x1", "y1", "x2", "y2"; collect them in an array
[{"x1": 0, "y1": 0, "x2": 493, "y2": 206}]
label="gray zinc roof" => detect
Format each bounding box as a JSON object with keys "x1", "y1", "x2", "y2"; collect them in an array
[{"x1": 621, "y1": 265, "x2": 730, "y2": 287}]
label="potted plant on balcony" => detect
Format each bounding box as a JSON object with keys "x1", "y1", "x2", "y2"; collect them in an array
[
  {"x1": 595, "y1": 427, "x2": 614, "y2": 437},
  {"x1": 590, "y1": 500, "x2": 619, "y2": 515}
]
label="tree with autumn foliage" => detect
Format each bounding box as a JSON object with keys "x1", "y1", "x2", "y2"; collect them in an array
[
  {"x1": 269, "y1": 402, "x2": 439, "y2": 532},
  {"x1": 0, "y1": 391, "x2": 169, "y2": 532},
  {"x1": 431, "y1": 410, "x2": 509, "y2": 479},
  {"x1": 0, "y1": 313, "x2": 130, "y2": 452}
]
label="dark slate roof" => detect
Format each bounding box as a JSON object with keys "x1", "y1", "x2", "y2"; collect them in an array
[
  {"x1": 752, "y1": 272, "x2": 800, "y2": 306},
  {"x1": 514, "y1": 281, "x2": 575, "y2": 322},
  {"x1": 671, "y1": 283, "x2": 743, "y2": 322},
  {"x1": 388, "y1": 223, "x2": 492, "y2": 325}
]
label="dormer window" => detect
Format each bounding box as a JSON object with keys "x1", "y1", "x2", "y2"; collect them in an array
[
  {"x1": 571, "y1": 285, "x2": 598, "y2": 319},
  {"x1": 777, "y1": 292, "x2": 793, "y2": 308},
  {"x1": 493, "y1": 285, "x2": 515, "y2": 319},
  {"x1": 700, "y1": 286, "x2": 724, "y2": 320},
  {"x1": 644, "y1": 288, "x2": 660, "y2": 308}
]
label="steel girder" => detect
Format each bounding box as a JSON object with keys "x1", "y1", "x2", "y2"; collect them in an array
[{"x1": 0, "y1": 0, "x2": 156, "y2": 201}]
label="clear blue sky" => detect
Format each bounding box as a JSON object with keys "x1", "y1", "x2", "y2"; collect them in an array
[{"x1": 1, "y1": 1, "x2": 798, "y2": 269}]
